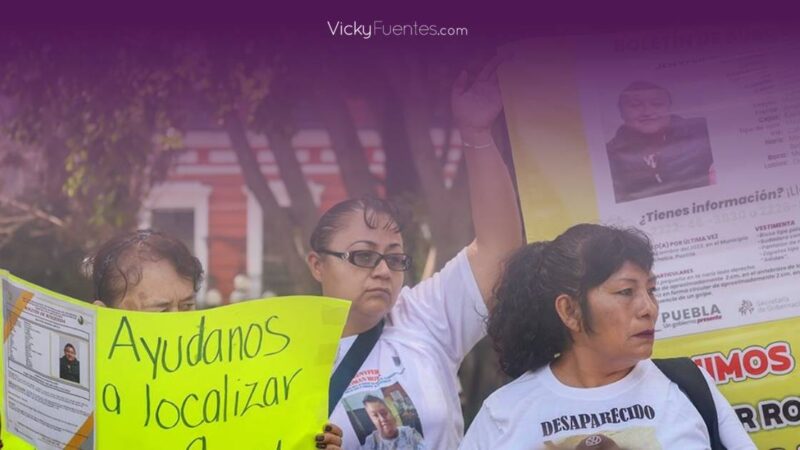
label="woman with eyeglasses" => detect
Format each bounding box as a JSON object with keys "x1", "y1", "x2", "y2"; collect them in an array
[{"x1": 313, "y1": 57, "x2": 524, "y2": 450}]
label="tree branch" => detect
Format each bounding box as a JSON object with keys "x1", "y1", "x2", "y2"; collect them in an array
[
  {"x1": 0, "y1": 195, "x2": 65, "y2": 228},
  {"x1": 316, "y1": 64, "x2": 378, "y2": 198}
]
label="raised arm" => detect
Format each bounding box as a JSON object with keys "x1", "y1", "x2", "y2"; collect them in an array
[{"x1": 451, "y1": 56, "x2": 524, "y2": 307}]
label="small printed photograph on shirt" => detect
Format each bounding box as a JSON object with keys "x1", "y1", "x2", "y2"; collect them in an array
[
  {"x1": 53, "y1": 333, "x2": 87, "y2": 387},
  {"x1": 603, "y1": 80, "x2": 715, "y2": 204},
  {"x1": 545, "y1": 427, "x2": 661, "y2": 450},
  {"x1": 341, "y1": 382, "x2": 426, "y2": 449}
]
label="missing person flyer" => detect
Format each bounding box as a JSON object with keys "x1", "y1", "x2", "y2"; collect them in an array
[
  {"x1": 2, "y1": 271, "x2": 95, "y2": 449},
  {"x1": 0, "y1": 271, "x2": 350, "y2": 450},
  {"x1": 499, "y1": 24, "x2": 800, "y2": 447}
]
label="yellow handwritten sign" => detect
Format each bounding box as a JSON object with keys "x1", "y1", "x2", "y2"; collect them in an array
[
  {"x1": 1, "y1": 270, "x2": 349, "y2": 450},
  {"x1": 96, "y1": 296, "x2": 349, "y2": 449}
]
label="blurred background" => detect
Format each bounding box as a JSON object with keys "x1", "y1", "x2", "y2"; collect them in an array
[{"x1": 1, "y1": 5, "x2": 795, "y2": 425}]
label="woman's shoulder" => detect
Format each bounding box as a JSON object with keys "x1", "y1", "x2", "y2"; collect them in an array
[
  {"x1": 483, "y1": 367, "x2": 548, "y2": 408},
  {"x1": 467, "y1": 368, "x2": 550, "y2": 436}
]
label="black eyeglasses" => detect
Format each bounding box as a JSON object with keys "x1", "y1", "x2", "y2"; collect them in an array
[{"x1": 318, "y1": 249, "x2": 412, "y2": 272}]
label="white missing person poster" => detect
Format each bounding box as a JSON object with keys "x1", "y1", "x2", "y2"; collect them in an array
[
  {"x1": 573, "y1": 28, "x2": 800, "y2": 337},
  {"x1": 2, "y1": 276, "x2": 95, "y2": 450}
]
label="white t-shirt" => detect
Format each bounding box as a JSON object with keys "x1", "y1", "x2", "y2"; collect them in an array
[
  {"x1": 360, "y1": 425, "x2": 425, "y2": 450},
  {"x1": 460, "y1": 359, "x2": 755, "y2": 450},
  {"x1": 330, "y1": 249, "x2": 487, "y2": 450}
]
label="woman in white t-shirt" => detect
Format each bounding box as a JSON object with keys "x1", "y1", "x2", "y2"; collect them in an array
[
  {"x1": 460, "y1": 224, "x2": 755, "y2": 450},
  {"x1": 312, "y1": 58, "x2": 524, "y2": 450}
]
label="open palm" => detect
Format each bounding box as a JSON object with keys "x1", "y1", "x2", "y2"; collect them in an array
[{"x1": 451, "y1": 56, "x2": 504, "y2": 131}]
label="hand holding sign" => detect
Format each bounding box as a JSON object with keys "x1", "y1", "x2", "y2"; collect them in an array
[{"x1": 314, "y1": 423, "x2": 343, "y2": 449}]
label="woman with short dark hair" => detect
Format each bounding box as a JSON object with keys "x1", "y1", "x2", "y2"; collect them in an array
[
  {"x1": 313, "y1": 58, "x2": 524, "y2": 450},
  {"x1": 89, "y1": 229, "x2": 204, "y2": 311},
  {"x1": 459, "y1": 224, "x2": 754, "y2": 449}
]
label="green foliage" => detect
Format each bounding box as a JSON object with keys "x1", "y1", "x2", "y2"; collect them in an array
[
  {"x1": 0, "y1": 36, "x2": 193, "y2": 290},
  {"x1": 0, "y1": 35, "x2": 285, "y2": 295}
]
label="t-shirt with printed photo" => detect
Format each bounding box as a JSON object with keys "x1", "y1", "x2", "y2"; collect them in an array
[
  {"x1": 460, "y1": 359, "x2": 755, "y2": 450},
  {"x1": 330, "y1": 249, "x2": 487, "y2": 450}
]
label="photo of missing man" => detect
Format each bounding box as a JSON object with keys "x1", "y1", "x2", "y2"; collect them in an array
[
  {"x1": 546, "y1": 427, "x2": 661, "y2": 450},
  {"x1": 605, "y1": 81, "x2": 715, "y2": 203},
  {"x1": 59, "y1": 342, "x2": 80, "y2": 383},
  {"x1": 573, "y1": 434, "x2": 626, "y2": 450},
  {"x1": 341, "y1": 383, "x2": 425, "y2": 450}
]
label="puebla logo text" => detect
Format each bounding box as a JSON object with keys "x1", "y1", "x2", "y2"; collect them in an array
[{"x1": 661, "y1": 304, "x2": 722, "y2": 329}]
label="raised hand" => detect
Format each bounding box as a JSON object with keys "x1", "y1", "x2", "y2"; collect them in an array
[{"x1": 451, "y1": 55, "x2": 504, "y2": 136}]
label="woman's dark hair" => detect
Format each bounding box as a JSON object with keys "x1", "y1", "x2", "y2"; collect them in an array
[
  {"x1": 488, "y1": 223, "x2": 654, "y2": 378},
  {"x1": 64, "y1": 343, "x2": 76, "y2": 353},
  {"x1": 87, "y1": 230, "x2": 204, "y2": 306},
  {"x1": 309, "y1": 195, "x2": 410, "y2": 252}
]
